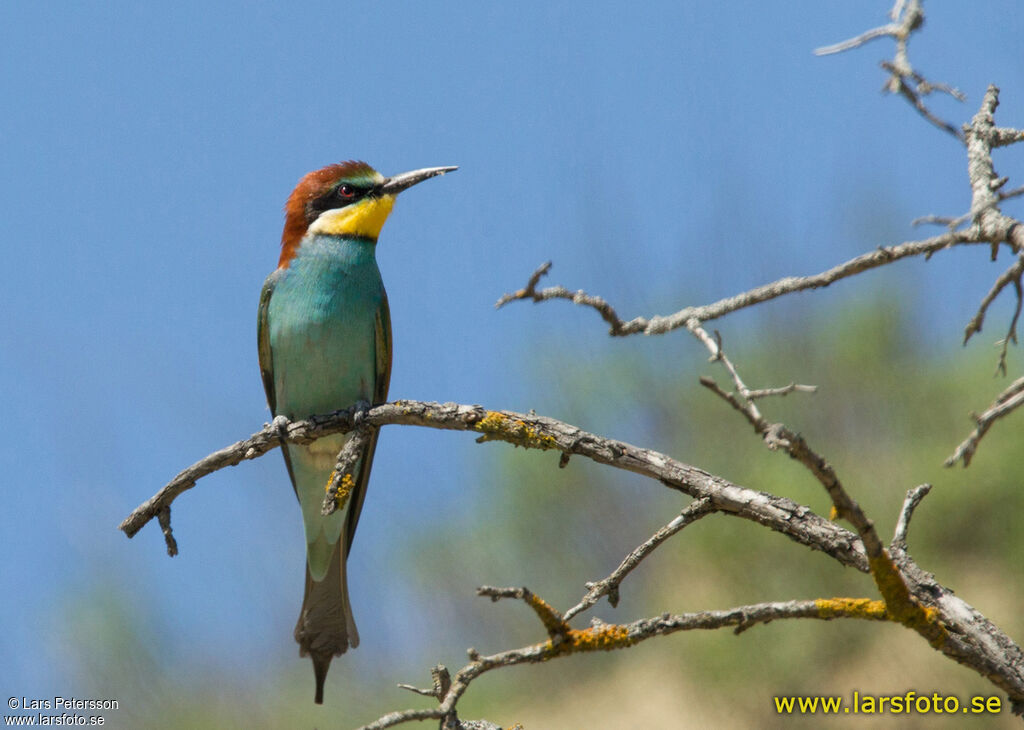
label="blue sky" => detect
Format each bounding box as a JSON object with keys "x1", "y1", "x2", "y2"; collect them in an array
[{"x1": 2, "y1": 0, "x2": 1022, "y2": 716}]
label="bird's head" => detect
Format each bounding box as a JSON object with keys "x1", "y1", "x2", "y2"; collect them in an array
[{"x1": 278, "y1": 160, "x2": 457, "y2": 268}]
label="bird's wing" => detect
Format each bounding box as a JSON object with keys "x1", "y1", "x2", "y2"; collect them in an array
[
  {"x1": 258, "y1": 268, "x2": 299, "y2": 495},
  {"x1": 344, "y1": 289, "x2": 392, "y2": 553},
  {"x1": 257, "y1": 269, "x2": 281, "y2": 413}
]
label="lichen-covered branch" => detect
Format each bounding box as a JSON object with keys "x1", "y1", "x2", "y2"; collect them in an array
[
  {"x1": 356, "y1": 596, "x2": 892, "y2": 730},
  {"x1": 121, "y1": 400, "x2": 870, "y2": 570},
  {"x1": 322, "y1": 407, "x2": 373, "y2": 516}
]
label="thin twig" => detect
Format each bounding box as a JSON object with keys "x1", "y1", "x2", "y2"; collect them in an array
[
  {"x1": 563, "y1": 497, "x2": 717, "y2": 621},
  {"x1": 744, "y1": 383, "x2": 818, "y2": 400},
  {"x1": 912, "y1": 213, "x2": 964, "y2": 229},
  {"x1": 882, "y1": 61, "x2": 964, "y2": 140},
  {"x1": 995, "y1": 274, "x2": 1022, "y2": 376},
  {"x1": 999, "y1": 184, "x2": 1024, "y2": 203},
  {"x1": 156, "y1": 507, "x2": 177, "y2": 557},
  {"x1": 891, "y1": 484, "x2": 933, "y2": 550},
  {"x1": 945, "y1": 376, "x2": 1024, "y2": 467},
  {"x1": 495, "y1": 260, "x2": 631, "y2": 335},
  {"x1": 397, "y1": 665, "x2": 451, "y2": 700},
  {"x1": 962, "y1": 254, "x2": 1024, "y2": 346},
  {"x1": 814, "y1": 25, "x2": 899, "y2": 56}
]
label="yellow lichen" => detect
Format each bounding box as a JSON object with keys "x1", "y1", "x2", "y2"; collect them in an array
[
  {"x1": 869, "y1": 552, "x2": 948, "y2": 647},
  {"x1": 524, "y1": 592, "x2": 569, "y2": 636},
  {"x1": 543, "y1": 624, "x2": 635, "y2": 657},
  {"x1": 325, "y1": 471, "x2": 356, "y2": 511},
  {"x1": 815, "y1": 597, "x2": 888, "y2": 620},
  {"x1": 570, "y1": 624, "x2": 634, "y2": 650},
  {"x1": 475, "y1": 411, "x2": 558, "y2": 450}
]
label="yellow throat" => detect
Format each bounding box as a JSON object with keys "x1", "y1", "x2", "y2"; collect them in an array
[{"x1": 307, "y1": 194, "x2": 396, "y2": 240}]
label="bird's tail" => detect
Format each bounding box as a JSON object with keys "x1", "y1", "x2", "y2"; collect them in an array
[{"x1": 294, "y1": 536, "x2": 358, "y2": 704}]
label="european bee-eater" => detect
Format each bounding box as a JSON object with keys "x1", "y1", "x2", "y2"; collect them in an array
[{"x1": 257, "y1": 161, "x2": 456, "y2": 703}]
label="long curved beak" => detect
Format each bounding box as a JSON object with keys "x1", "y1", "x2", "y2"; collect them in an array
[{"x1": 380, "y1": 165, "x2": 458, "y2": 195}]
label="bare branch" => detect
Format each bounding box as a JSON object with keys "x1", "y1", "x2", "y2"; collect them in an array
[
  {"x1": 395, "y1": 684, "x2": 439, "y2": 699},
  {"x1": 563, "y1": 497, "x2": 717, "y2": 622},
  {"x1": 699, "y1": 375, "x2": 759, "y2": 430},
  {"x1": 119, "y1": 413, "x2": 294, "y2": 539},
  {"x1": 962, "y1": 254, "x2": 1024, "y2": 346},
  {"x1": 814, "y1": 25, "x2": 899, "y2": 56},
  {"x1": 945, "y1": 376, "x2": 1024, "y2": 467},
  {"x1": 491, "y1": 88, "x2": 1024, "y2": 697},
  {"x1": 495, "y1": 260, "x2": 633, "y2": 335},
  {"x1": 498, "y1": 232, "x2": 977, "y2": 337},
  {"x1": 816, "y1": 0, "x2": 964, "y2": 139},
  {"x1": 627, "y1": 299, "x2": 939, "y2": 662},
  {"x1": 891, "y1": 484, "x2": 932, "y2": 550},
  {"x1": 999, "y1": 184, "x2": 1024, "y2": 203},
  {"x1": 156, "y1": 506, "x2": 177, "y2": 557},
  {"x1": 881, "y1": 61, "x2": 964, "y2": 139},
  {"x1": 912, "y1": 213, "x2": 965, "y2": 229},
  {"x1": 995, "y1": 272, "x2": 1022, "y2": 376},
  {"x1": 909, "y1": 182, "x2": 1024, "y2": 234},
  {"x1": 493, "y1": 260, "x2": 551, "y2": 309},
  {"x1": 992, "y1": 127, "x2": 1024, "y2": 148},
  {"x1": 744, "y1": 383, "x2": 818, "y2": 400},
  {"x1": 397, "y1": 665, "x2": 451, "y2": 699}
]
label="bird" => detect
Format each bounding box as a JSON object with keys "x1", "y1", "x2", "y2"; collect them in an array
[{"x1": 257, "y1": 160, "x2": 457, "y2": 703}]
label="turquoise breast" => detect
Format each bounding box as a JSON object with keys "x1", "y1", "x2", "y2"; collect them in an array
[{"x1": 268, "y1": 234, "x2": 383, "y2": 424}]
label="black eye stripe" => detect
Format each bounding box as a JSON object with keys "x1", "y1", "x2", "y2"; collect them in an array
[{"x1": 306, "y1": 182, "x2": 373, "y2": 223}]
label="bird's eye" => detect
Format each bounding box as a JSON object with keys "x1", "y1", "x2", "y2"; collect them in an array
[{"x1": 338, "y1": 184, "x2": 357, "y2": 199}]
